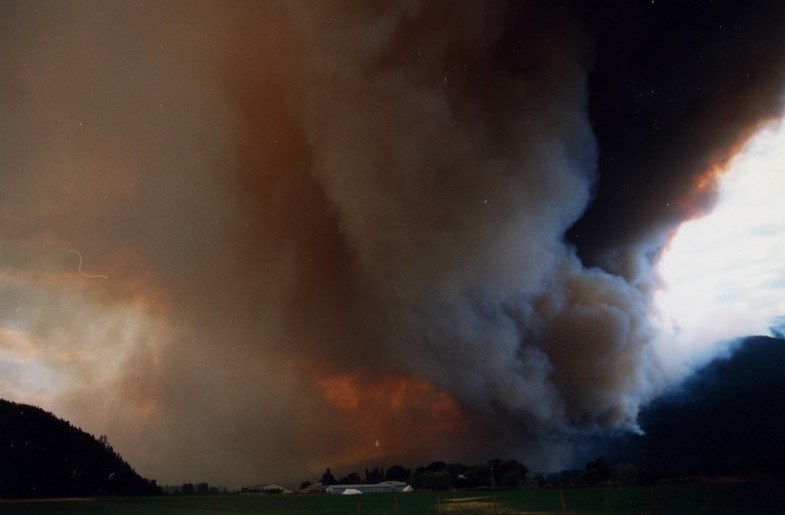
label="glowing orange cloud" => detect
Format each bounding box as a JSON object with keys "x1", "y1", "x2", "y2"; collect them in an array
[
  {"x1": 293, "y1": 359, "x2": 469, "y2": 464},
  {"x1": 677, "y1": 124, "x2": 768, "y2": 220}
]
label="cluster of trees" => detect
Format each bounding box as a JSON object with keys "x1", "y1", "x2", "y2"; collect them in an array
[
  {"x1": 411, "y1": 459, "x2": 529, "y2": 490},
  {"x1": 313, "y1": 447, "x2": 784, "y2": 494},
  {"x1": 314, "y1": 458, "x2": 529, "y2": 491},
  {"x1": 547, "y1": 457, "x2": 664, "y2": 486},
  {"x1": 180, "y1": 482, "x2": 227, "y2": 495},
  {"x1": 317, "y1": 465, "x2": 396, "y2": 486},
  {"x1": 313, "y1": 455, "x2": 708, "y2": 493}
]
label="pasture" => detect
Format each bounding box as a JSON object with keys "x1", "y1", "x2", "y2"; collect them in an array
[{"x1": 2, "y1": 481, "x2": 783, "y2": 515}]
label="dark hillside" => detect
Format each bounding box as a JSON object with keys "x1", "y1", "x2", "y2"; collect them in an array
[
  {"x1": 635, "y1": 336, "x2": 785, "y2": 477},
  {"x1": 0, "y1": 399, "x2": 160, "y2": 499}
]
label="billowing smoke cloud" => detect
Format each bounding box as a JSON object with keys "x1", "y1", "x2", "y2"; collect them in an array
[{"x1": 2, "y1": 1, "x2": 785, "y2": 488}]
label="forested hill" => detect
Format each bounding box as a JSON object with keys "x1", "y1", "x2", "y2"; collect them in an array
[
  {"x1": 0, "y1": 399, "x2": 160, "y2": 499},
  {"x1": 622, "y1": 336, "x2": 785, "y2": 478}
]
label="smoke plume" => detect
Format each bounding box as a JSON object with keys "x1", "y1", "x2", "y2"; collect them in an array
[{"x1": 2, "y1": 1, "x2": 785, "y2": 487}]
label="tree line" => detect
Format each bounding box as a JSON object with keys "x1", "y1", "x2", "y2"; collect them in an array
[
  {"x1": 181, "y1": 482, "x2": 228, "y2": 495},
  {"x1": 311, "y1": 458, "x2": 529, "y2": 491},
  {"x1": 310, "y1": 455, "x2": 708, "y2": 493}
]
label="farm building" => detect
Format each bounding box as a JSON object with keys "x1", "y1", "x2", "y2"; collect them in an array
[
  {"x1": 241, "y1": 483, "x2": 293, "y2": 494},
  {"x1": 299, "y1": 482, "x2": 326, "y2": 494},
  {"x1": 326, "y1": 481, "x2": 413, "y2": 494}
]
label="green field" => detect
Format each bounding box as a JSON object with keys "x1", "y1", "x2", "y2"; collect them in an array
[{"x1": 2, "y1": 481, "x2": 783, "y2": 515}]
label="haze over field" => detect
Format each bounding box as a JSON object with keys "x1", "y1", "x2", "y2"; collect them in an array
[{"x1": 2, "y1": 1, "x2": 785, "y2": 487}]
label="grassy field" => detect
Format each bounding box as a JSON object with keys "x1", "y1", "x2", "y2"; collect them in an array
[{"x1": 2, "y1": 481, "x2": 783, "y2": 514}]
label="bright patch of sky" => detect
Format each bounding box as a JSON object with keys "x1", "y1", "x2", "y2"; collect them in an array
[
  {"x1": 0, "y1": 277, "x2": 165, "y2": 409},
  {"x1": 654, "y1": 119, "x2": 785, "y2": 373}
]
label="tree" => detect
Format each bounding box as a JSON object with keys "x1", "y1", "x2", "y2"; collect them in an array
[
  {"x1": 300, "y1": 481, "x2": 313, "y2": 490},
  {"x1": 385, "y1": 464, "x2": 412, "y2": 483},
  {"x1": 365, "y1": 467, "x2": 384, "y2": 484},
  {"x1": 415, "y1": 469, "x2": 450, "y2": 490},
  {"x1": 320, "y1": 468, "x2": 337, "y2": 486},
  {"x1": 486, "y1": 458, "x2": 528, "y2": 488},
  {"x1": 462, "y1": 464, "x2": 487, "y2": 488},
  {"x1": 583, "y1": 457, "x2": 613, "y2": 485},
  {"x1": 615, "y1": 463, "x2": 640, "y2": 484},
  {"x1": 425, "y1": 461, "x2": 448, "y2": 472},
  {"x1": 414, "y1": 463, "x2": 450, "y2": 490},
  {"x1": 341, "y1": 472, "x2": 362, "y2": 484},
  {"x1": 444, "y1": 463, "x2": 473, "y2": 489},
  {"x1": 500, "y1": 459, "x2": 528, "y2": 488},
  {"x1": 488, "y1": 459, "x2": 503, "y2": 488}
]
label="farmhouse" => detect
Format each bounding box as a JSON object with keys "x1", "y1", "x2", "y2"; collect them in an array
[{"x1": 325, "y1": 481, "x2": 413, "y2": 494}]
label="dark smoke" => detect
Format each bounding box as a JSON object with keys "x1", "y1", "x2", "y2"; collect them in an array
[
  {"x1": 571, "y1": 0, "x2": 785, "y2": 277},
  {"x1": 1, "y1": 1, "x2": 785, "y2": 487}
]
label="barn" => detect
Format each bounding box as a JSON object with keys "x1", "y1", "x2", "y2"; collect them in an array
[{"x1": 325, "y1": 481, "x2": 413, "y2": 494}]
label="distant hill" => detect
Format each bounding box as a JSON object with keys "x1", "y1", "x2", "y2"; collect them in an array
[
  {"x1": 0, "y1": 399, "x2": 161, "y2": 499},
  {"x1": 626, "y1": 336, "x2": 785, "y2": 477}
]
